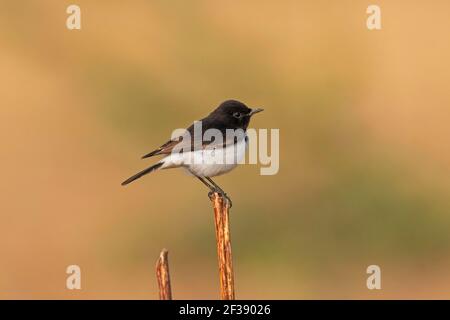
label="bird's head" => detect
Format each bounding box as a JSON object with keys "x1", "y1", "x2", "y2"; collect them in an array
[{"x1": 211, "y1": 100, "x2": 263, "y2": 130}]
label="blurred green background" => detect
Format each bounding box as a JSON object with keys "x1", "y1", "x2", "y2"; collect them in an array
[{"x1": 1, "y1": 0, "x2": 450, "y2": 299}]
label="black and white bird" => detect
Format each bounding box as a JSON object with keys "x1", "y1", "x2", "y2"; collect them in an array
[{"x1": 121, "y1": 100, "x2": 263, "y2": 207}]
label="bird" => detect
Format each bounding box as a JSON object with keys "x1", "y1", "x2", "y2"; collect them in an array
[{"x1": 121, "y1": 99, "x2": 263, "y2": 207}]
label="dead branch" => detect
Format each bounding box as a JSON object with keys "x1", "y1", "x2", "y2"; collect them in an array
[
  {"x1": 155, "y1": 248, "x2": 172, "y2": 300},
  {"x1": 210, "y1": 192, "x2": 235, "y2": 300}
]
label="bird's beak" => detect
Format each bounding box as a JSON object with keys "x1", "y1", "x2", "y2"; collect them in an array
[{"x1": 249, "y1": 108, "x2": 264, "y2": 116}]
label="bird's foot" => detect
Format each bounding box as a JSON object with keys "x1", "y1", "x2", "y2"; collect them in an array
[
  {"x1": 223, "y1": 193, "x2": 233, "y2": 208},
  {"x1": 208, "y1": 190, "x2": 232, "y2": 208}
]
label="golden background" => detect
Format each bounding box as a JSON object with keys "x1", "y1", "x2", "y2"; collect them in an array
[{"x1": 1, "y1": 0, "x2": 449, "y2": 299}]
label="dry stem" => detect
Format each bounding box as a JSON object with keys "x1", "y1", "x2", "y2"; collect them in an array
[
  {"x1": 156, "y1": 248, "x2": 172, "y2": 300},
  {"x1": 210, "y1": 192, "x2": 235, "y2": 300}
]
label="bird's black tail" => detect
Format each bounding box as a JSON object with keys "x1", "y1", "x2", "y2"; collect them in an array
[{"x1": 121, "y1": 162, "x2": 163, "y2": 186}]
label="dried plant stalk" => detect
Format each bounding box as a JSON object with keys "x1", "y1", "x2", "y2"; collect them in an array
[
  {"x1": 211, "y1": 193, "x2": 235, "y2": 300},
  {"x1": 156, "y1": 248, "x2": 172, "y2": 300}
]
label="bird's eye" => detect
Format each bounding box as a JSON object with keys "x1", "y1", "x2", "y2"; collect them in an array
[{"x1": 233, "y1": 112, "x2": 241, "y2": 119}]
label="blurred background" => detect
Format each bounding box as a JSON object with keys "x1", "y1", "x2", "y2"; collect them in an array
[{"x1": 1, "y1": 0, "x2": 450, "y2": 299}]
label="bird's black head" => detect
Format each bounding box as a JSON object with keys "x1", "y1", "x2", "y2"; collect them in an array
[{"x1": 209, "y1": 100, "x2": 263, "y2": 130}]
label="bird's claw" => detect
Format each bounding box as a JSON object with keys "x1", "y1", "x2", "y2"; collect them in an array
[
  {"x1": 224, "y1": 193, "x2": 232, "y2": 208},
  {"x1": 208, "y1": 190, "x2": 232, "y2": 208}
]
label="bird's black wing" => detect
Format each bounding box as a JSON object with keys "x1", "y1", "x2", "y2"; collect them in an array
[{"x1": 141, "y1": 118, "x2": 244, "y2": 159}]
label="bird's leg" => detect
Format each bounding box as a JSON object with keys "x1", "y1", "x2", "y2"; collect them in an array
[
  {"x1": 205, "y1": 177, "x2": 232, "y2": 208},
  {"x1": 196, "y1": 176, "x2": 232, "y2": 207},
  {"x1": 197, "y1": 176, "x2": 215, "y2": 191},
  {"x1": 196, "y1": 176, "x2": 218, "y2": 201}
]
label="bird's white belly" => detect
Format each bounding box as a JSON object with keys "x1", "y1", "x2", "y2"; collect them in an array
[
  {"x1": 187, "y1": 161, "x2": 238, "y2": 177},
  {"x1": 161, "y1": 138, "x2": 247, "y2": 177}
]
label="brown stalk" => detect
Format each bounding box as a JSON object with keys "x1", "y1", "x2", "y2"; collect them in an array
[
  {"x1": 155, "y1": 248, "x2": 172, "y2": 300},
  {"x1": 210, "y1": 192, "x2": 235, "y2": 300}
]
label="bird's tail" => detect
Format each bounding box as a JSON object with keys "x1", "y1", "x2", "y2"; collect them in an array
[{"x1": 121, "y1": 162, "x2": 164, "y2": 186}]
